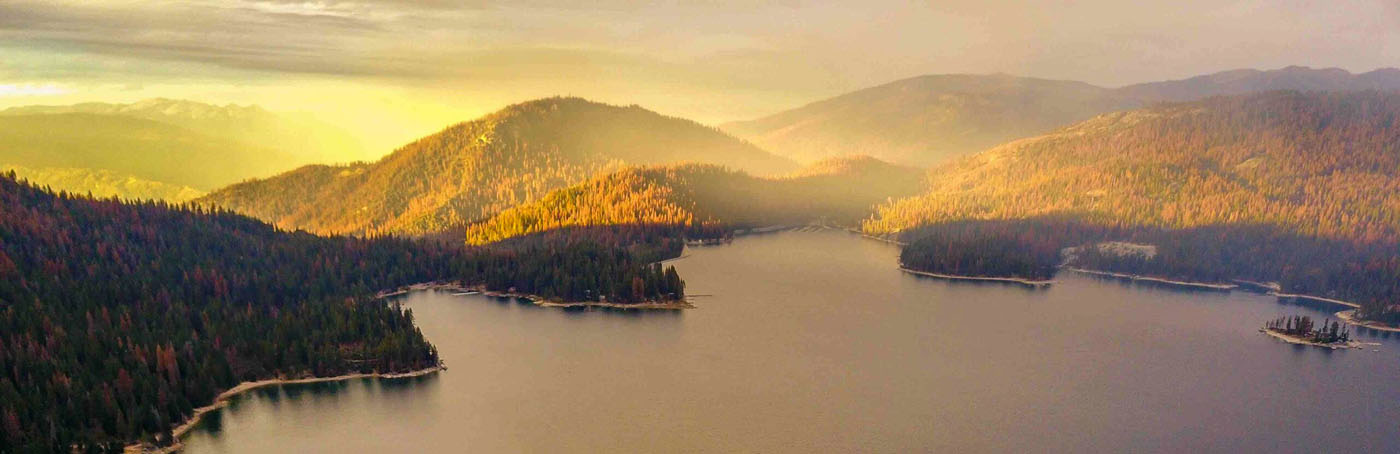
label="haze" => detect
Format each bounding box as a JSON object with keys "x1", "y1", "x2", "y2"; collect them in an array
[{"x1": 2, "y1": 0, "x2": 1397, "y2": 159}]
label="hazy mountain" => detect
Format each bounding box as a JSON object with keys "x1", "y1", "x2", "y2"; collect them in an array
[
  {"x1": 1, "y1": 98, "x2": 366, "y2": 164},
  {"x1": 199, "y1": 97, "x2": 799, "y2": 236},
  {"x1": 0, "y1": 98, "x2": 368, "y2": 195},
  {"x1": 1, "y1": 164, "x2": 204, "y2": 202},
  {"x1": 724, "y1": 66, "x2": 1400, "y2": 166},
  {"x1": 864, "y1": 91, "x2": 1400, "y2": 243},
  {"x1": 720, "y1": 74, "x2": 1133, "y2": 166},
  {"x1": 1118, "y1": 66, "x2": 1400, "y2": 102},
  {"x1": 0, "y1": 112, "x2": 301, "y2": 190},
  {"x1": 464, "y1": 156, "x2": 924, "y2": 244}
]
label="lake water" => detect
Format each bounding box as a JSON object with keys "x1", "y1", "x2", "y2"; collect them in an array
[{"x1": 181, "y1": 229, "x2": 1400, "y2": 453}]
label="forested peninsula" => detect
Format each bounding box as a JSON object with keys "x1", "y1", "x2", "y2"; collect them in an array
[{"x1": 0, "y1": 173, "x2": 683, "y2": 452}]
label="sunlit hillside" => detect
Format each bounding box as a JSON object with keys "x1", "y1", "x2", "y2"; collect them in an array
[
  {"x1": 464, "y1": 156, "x2": 923, "y2": 244},
  {"x1": 199, "y1": 97, "x2": 798, "y2": 236},
  {"x1": 864, "y1": 91, "x2": 1400, "y2": 242}
]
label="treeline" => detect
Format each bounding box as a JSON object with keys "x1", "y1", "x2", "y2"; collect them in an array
[
  {"x1": 1264, "y1": 315, "x2": 1351, "y2": 344},
  {"x1": 899, "y1": 229, "x2": 1060, "y2": 280},
  {"x1": 0, "y1": 173, "x2": 685, "y2": 452},
  {"x1": 896, "y1": 217, "x2": 1400, "y2": 324}
]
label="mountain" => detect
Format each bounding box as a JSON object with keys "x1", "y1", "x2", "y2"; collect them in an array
[
  {"x1": 0, "y1": 112, "x2": 302, "y2": 190},
  {"x1": 1, "y1": 164, "x2": 204, "y2": 202},
  {"x1": 720, "y1": 74, "x2": 1131, "y2": 166},
  {"x1": 464, "y1": 156, "x2": 923, "y2": 244},
  {"x1": 199, "y1": 97, "x2": 799, "y2": 236},
  {"x1": 723, "y1": 66, "x2": 1400, "y2": 166},
  {"x1": 0, "y1": 99, "x2": 366, "y2": 195},
  {"x1": 863, "y1": 91, "x2": 1400, "y2": 243},
  {"x1": 1118, "y1": 66, "x2": 1400, "y2": 102},
  {"x1": 1, "y1": 98, "x2": 366, "y2": 165}
]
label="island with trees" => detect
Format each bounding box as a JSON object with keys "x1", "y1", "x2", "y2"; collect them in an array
[{"x1": 1261, "y1": 315, "x2": 1359, "y2": 349}]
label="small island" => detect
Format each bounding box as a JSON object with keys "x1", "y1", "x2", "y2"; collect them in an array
[{"x1": 1261, "y1": 315, "x2": 1360, "y2": 349}]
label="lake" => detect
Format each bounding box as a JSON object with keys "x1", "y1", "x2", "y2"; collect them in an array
[{"x1": 181, "y1": 229, "x2": 1400, "y2": 453}]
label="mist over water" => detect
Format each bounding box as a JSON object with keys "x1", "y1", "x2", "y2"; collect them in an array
[{"x1": 180, "y1": 230, "x2": 1400, "y2": 453}]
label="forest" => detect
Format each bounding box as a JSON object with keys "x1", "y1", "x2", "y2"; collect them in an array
[
  {"x1": 896, "y1": 217, "x2": 1400, "y2": 325},
  {"x1": 866, "y1": 91, "x2": 1400, "y2": 244},
  {"x1": 0, "y1": 172, "x2": 684, "y2": 452}
]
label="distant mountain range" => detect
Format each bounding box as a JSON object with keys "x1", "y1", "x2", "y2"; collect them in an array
[
  {"x1": 722, "y1": 66, "x2": 1400, "y2": 166},
  {"x1": 0, "y1": 98, "x2": 366, "y2": 195},
  {"x1": 863, "y1": 90, "x2": 1400, "y2": 242},
  {"x1": 1, "y1": 164, "x2": 204, "y2": 202},
  {"x1": 198, "y1": 97, "x2": 799, "y2": 236}
]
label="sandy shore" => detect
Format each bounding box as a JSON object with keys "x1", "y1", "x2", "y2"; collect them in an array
[
  {"x1": 1335, "y1": 309, "x2": 1400, "y2": 333},
  {"x1": 381, "y1": 281, "x2": 693, "y2": 310},
  {"x1": 535, "y1": 300, "x2": 694, "y2": 309},
  {"x1": 124, "y1": 364, "x2": 444, "y2": 454},
  {"x1": 1260, "y1": 328, "x2": 1364, "y2": 350},
  {"x1": 1064, "y1": 267, "x2": 1237, "y2": 290},
  {"x1": 1272, "y1": 292, "x2": 1360, "y2": 309},
  {"x1": 900, "y1": 267, "x2": 1053, "y2": 287}
]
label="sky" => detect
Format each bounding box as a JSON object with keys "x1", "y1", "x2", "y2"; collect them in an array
[{"x1": 2, "y1": 0, "x2": 1398, "y2": 158}]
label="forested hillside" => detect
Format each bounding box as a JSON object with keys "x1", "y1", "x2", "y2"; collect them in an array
[
  {"x1": 0, "y1": 172, "x2": 683, "y2": 452},
  {"x1": 200, "y1": 97, "x2": 797, "y2": 236},
  {"x1": 876, "y1": 92, "x2": 1400, "y2": 324},
  {"x1": 464, "y1": 156, "x2": 923, "y2": 245},
  {"x1": 723, "y1": 66, "x2": 1400, "y2": 166},
  {"x1": 865, "y1": 91, "x2": 1400, "y2": 242}
]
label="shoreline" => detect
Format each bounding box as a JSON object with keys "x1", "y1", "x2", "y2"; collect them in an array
[
  {"x1": 380, "y1": 281, "x2": 692, "y2": 310},
  {"x1": 899, "y1": 267, "x2": 1053, "y2": 287},
  {"x1": 125, "y1": 364, "x2": 444, "y2": 454},
  {"x1": 1260, "y1": 328, "x2": 1363, "y2": 350},
  {"x1": 1335, "y1": 309, "x2": 1400, "y2": 333},
  {"x1": 1063, "y1": 267, "x2": 1237, "y2": 291}
]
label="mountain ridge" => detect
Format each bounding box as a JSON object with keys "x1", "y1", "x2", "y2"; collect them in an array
[
  {"x1": 199, "y1": 97, "x2": 799, "y2": 236},
  {"x1": 722, "y1": 66, "x2": 1400, "y2": 166}
]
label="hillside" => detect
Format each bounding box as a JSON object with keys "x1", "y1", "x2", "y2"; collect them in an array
[
  {"x1": 864, "y1": 91, "x2": 1400, "y2": 242},
  {"x1": 1, "y1": 164, "x2": 204, "y2": 202},
  {"x1": 1118, "y1": 66, "x2": 1400, "y2": 102},
  {"x1": 723, "y1": 66, "x2": 1400, "y2": 166},
  {"x1": 200, "y1": 97, "x2": 798, "y2": 236},
  {"x1": 720, "y1": 74, "x2": 1130, "y2": 166},
  {"x1": 464, "y1": 156, "x2": 923, "y2": 244}
]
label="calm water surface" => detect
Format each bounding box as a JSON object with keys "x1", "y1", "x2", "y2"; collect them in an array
[{"x1": 182, "y1": 230, "x2": 1400, "y2": 453}]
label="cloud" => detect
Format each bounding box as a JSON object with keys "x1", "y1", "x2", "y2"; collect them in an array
[{"x1": 0, "y1": 84, "x2": 67, "y2": 97}]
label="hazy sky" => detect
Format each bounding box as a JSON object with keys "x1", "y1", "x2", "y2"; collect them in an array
[{"x1": 2, "y1": 0, "x2": 1398, "y2": 157}]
